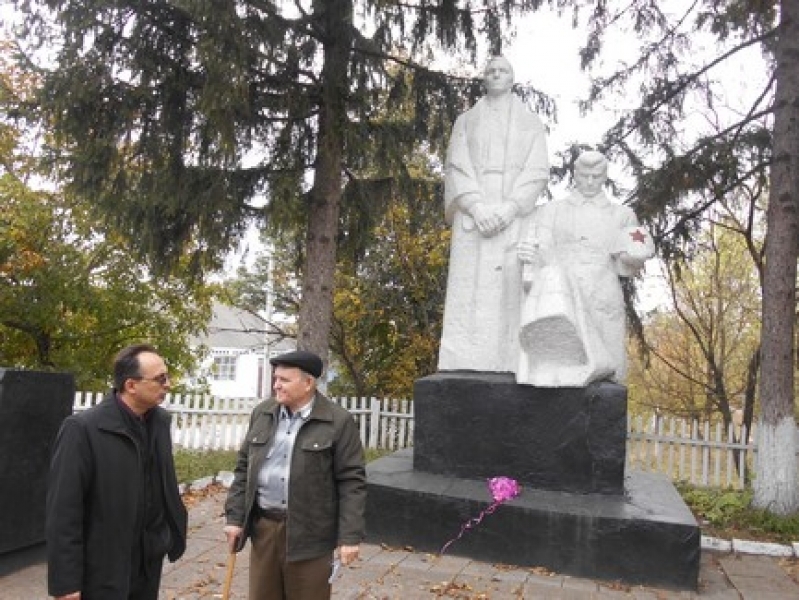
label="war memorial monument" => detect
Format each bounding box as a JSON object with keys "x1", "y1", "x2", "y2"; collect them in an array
[{"x1": 365, "y1": 57, "x2": 700, "y2": 590}]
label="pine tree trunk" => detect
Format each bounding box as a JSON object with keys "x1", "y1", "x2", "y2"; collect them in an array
[
  {"x1": 296, "y1": 0, "x2": 353, "y2": 368},
  {"x1": 752, "y1": 0, "x2": 799, "y2": 514}
]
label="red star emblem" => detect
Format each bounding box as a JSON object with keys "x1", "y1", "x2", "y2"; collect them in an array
[{"x1": 630, "y1": 229, "x2": 646, "y2": 244}]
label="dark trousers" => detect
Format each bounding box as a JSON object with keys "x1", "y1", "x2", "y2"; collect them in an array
[{"x1": 250, "y1": 515, "x2": 332, "y2": 600}]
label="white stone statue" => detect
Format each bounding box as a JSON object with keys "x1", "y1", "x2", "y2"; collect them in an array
[
  {"x1": 516, "y1": 150, "x2": 655, "y2": 387},
  {"x1": 438, "y1": 56, "x2": 549, "y2": 373}
]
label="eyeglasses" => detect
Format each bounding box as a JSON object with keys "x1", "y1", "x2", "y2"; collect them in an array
[{"x1": 132, "y1": 373, "x2": 170, "y2": 385}]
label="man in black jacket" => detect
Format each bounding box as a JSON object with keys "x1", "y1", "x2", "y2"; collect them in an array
[{"x1": 46, "y1": 344, "x2": 187, "y2": 600}]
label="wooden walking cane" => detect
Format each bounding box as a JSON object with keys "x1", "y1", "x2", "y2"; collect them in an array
[{"x1": 222, "y1": 551, "x2": 237, "y2": 600}]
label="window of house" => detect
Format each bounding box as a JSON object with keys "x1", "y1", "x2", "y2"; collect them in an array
[{"x1": 212, "y1": 355, "x2": 237, "y2": 381}]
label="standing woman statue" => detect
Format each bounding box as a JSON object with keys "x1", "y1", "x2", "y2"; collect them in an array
[{"x1": 438, "y1": 56, "x2": 550, "y2": 373}]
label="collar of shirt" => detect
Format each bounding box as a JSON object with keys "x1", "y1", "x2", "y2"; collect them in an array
[{"x1": 279, "y1": 399, "x2": 314, "y2": 422}]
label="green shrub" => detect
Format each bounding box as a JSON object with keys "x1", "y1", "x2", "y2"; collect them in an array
[
  {"x1": 677, "y1": 484, "x2": 752, "y2": 526},
  {"x1": 742, "y1": 508, "x2": 799, "y2": 540},
  {"x1": 677, "y1": 483, "x2": 799, "y2": 543}
]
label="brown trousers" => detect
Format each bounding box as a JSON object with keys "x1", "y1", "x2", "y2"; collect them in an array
[{"x1": 249, "y1": 516, "x2": 333, "y2": 600}]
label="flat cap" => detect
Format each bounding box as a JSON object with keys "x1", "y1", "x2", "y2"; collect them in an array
[{"x1": 270, "y1": 350, "x2": 324, "y2": 378}]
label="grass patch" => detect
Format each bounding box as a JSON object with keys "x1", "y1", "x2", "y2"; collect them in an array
[
  {"x1": 174, "y1": 449, "x2": 237, "y2": 484},
  {"x1": 365, "y1": 448, "x2": 392, "y2": 462},
  {"x1": 677, "y1": 483, "x2": 799, "y2": 544}
]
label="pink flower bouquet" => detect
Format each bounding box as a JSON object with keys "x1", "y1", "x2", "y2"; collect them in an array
[{"x1": 440, "y1": 476, "x2": 521, "y2": 554}]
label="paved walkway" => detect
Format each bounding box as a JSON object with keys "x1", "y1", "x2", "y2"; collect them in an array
[{"x1": 3, "y1": 484, "x2": 798, "y2": 599}]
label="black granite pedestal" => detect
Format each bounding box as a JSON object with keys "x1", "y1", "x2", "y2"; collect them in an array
[
  {"x1": 0, "y1": 369, "x2": 75, "y2": 555},
  {"x1": 364, "y1": 372, "x2": 700, "y2": 590},
  {"x1": 415, "y1": 372, "x2": 626, "y2": 494}
]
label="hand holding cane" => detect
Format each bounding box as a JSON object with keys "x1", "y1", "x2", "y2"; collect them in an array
[{"x1": 222, "y1": 526, "x2": 242, "y2": 600}]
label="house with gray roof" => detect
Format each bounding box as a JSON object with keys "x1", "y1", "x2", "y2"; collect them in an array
[{"x1": 189, "y1": 302, "x2": 295, "y2": 397}]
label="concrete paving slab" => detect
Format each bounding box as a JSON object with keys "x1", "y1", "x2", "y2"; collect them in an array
[
  {"x1": 562, "y1": 575, "x2": 602, "y2": 592},
  {"x1": 718, "y1": 554, "x2": 799, "y2": 600},
  {"x1": 718, "y1": 553, "x2": 787, "y2": 577},
  {"x1": 446, "y1": 574, "x2": 527, "y2": 598},
  {"x1": 528, "y1": 587, "x2": 600, "y2": 599},
  {"x1": 525, "y1": 571, "x2": 568, "y2": 590},
  {"x1": 694, "y1": 572, "x2": 737, "y2": 597},
  {"x1": 0, "y1": 545, "x2": 47, "y2": 600},
  {"x1": 595, "y1": 586, "x2": 641, "y2": 599},
  {"x1": 397, "y1": 550, "x2": 446, "y2": 572}
]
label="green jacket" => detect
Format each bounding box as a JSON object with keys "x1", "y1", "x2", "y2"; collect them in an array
[{"x1": 225, "y1": 392, "x2": 366, "y2": 561}]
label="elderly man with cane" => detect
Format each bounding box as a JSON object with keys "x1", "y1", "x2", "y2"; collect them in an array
[{"x1": 223, "y1": 350, "x2": 366, "y2": 600}]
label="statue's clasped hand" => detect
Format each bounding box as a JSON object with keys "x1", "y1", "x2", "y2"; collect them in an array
[
  {"x1": 471, "y1": 204, "x2": 502, "y2": 237},
  {"x1": 494, "y1": 203, "x2": 518, "y2": 229},
  {"x1": 471, "y1": 203, "x2": 517, "y2": 237}
]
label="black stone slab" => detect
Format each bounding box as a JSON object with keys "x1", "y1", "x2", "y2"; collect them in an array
[
  {"x1": 366, "y1": 449, "x2": 700, "y2": 590},
  {"x1": 0, "y1": 542, "x2": 45, "y2": 577},
  {"x1": 414, "y1": 372, "x2": 626, "y2": 494},
  {"x1": 0, "y1": 369, "x2": 75, "y2": 554}
]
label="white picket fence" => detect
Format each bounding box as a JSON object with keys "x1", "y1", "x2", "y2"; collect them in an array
[
  {"x1": 72, "y1": 392, "x2": 415, "y2": 452},
  {"x1": 627, "y1": 414, "x2": 755, "y2": 490},
  {"x1": 74, "y1": 392, "x2": 788, "y2": 489}
]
